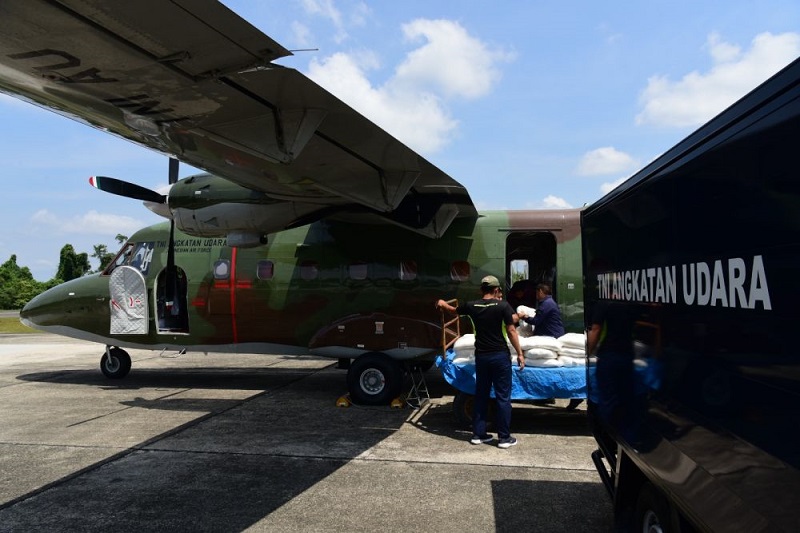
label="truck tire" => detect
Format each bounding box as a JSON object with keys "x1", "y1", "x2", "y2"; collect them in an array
[
  {"x1": 634, "y1": 482, "x2": 675, "y2": 533},
  {"x1": 346, "y1": 352, "x2": 403, "y2": 405}
]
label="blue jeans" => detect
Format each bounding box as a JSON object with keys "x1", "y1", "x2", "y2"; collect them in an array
[{"x1": 473, "y1": 351, "x2": 513, "y2": 439}]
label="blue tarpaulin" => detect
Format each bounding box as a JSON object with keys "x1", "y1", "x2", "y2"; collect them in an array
[{"x1": 436, "y1": 351, "x2": 587, "y2": 400}]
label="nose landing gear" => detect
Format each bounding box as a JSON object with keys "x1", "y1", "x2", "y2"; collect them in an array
[{"x1": 101, "y1": 346, "x2": 132, "y2": 379}]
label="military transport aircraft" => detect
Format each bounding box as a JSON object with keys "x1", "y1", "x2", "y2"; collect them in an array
[{"x1": 1, "y1": 0, "x2": 583, "y2": 404}]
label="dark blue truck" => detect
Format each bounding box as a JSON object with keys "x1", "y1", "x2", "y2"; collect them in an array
[{"x1": 582, "y1": 57, "x2": 800, "y2": 531}]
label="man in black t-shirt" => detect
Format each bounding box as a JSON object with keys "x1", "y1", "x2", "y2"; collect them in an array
[{"x1": 437, "y1": 275, "x2": 525, "y2": 449}]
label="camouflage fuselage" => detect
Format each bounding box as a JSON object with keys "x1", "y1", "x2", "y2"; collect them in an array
[{"x1": 22, "y1": 209, "x2": 583, "y2": 359}]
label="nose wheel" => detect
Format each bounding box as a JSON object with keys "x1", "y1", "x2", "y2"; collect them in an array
[{"x1": 101, "y1": 346, "x2": 132, "y2": 379}]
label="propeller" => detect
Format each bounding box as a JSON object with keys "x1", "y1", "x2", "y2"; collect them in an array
[
  {"x1": 88, "y1": 176, "x2": 165, "y2": 204},
  {"x1": 90, "y1": 158, "x2": 183, "y2": 320}
]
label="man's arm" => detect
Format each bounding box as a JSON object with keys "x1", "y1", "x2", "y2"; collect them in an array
[
  {"x1": 587, "y1": 323, "x2": 602, "y2": 355},
  {"x1": 436, "y1": 299, "x2": 457, "y2": 314},
  {"x1": 507, "y1": 324, "x2": 525, "y2": 369}
]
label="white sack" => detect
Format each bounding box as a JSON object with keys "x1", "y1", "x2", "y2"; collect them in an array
[
  {"x1": 525, "y1": 347, "x2": 559, "y2": 360},
  {"x1": 558, "y1": 332, "x2": 586, "y2": 349},
  {"x1": 526, "y1": 336, "x2": 563, "y2": 352},
  {"x1": 558, "y1": 356, "x2": 586, "y2": 367},
  {"x1": 527, "y1": 357, "x2": 564, "y2": 368}
]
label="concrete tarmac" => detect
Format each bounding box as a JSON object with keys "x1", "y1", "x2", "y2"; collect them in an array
[{"x1": 0, "y1": 334, "x2": 613, "y2": 532}]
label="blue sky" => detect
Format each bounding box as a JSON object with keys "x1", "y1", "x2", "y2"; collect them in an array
[{"x1": 2, "y1": 0, "x2": 799, "y2": 281}]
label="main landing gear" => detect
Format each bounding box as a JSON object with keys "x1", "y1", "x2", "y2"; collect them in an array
[
  {"x1": 101, "y1": 346, "x2": 131, "y2": 379},
  {"x1": 346, "y1": 352, "x2": 405, "y2": 406}
]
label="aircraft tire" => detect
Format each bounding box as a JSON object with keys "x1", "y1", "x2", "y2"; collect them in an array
[
  {"x1": 347, "y1": 352, "x2": 403, "y2": 406},
  {"x1": 633, "y1": 482, "x2": 675, "y2": 533},
  {"x1": 101, "y1": 347, "x2": 132, "y2": 379}
]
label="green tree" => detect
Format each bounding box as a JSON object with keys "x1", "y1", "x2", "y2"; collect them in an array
[
  {"x1": 0, "y1": 255, "x2": 55, "y2": 309},
  {"x1": 92, "y1": 234, "x2": 128, "y2": 273},
  {"x1": 91, "y1": 244, "x2": 114, "y2": 273},
  {"x1": 55, "y1": 244, "x2": 91, "y2": 282}
]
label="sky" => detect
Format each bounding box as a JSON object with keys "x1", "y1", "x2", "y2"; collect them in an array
[{"x1": 2, "y1": 1, "x2": 799, "y2": 281}]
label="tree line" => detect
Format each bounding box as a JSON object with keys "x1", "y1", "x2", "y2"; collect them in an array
[{"x1": 0, "y1": 235, "x2": 126, "y2": 309}]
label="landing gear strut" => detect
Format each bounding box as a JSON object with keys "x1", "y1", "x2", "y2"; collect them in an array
[{"x1": 101, "y1": 346, "x2": 131, "y2": 379}]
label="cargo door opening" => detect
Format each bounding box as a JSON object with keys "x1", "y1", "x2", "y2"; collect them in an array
[
  {"x1": 155, "y1": 266, "x2": 189, "y2": 334},
  {"x1": 505, "y1": 232, "x2": 557, "y2": 308}
]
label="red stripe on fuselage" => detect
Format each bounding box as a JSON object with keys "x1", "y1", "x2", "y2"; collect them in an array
[{"x1": 230, "y1": 247, "x2": 238, "y2": 343}]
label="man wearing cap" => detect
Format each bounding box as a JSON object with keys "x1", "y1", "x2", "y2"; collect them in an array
[{"x1": 436, "y1": 275, "x2": 525, "y2": 449}]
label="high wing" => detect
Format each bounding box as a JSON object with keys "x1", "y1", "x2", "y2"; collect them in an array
[{"x1": 0, "y1": 0, "x2": 476, "y2": 238}]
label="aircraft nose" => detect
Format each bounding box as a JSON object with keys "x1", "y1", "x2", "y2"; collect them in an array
[
  {"x1": 20, "y1": 275, "x2": 109, "y2": 332},
  {"x1": 20, "y1": 283, "x2": 69, "y2": 330}
]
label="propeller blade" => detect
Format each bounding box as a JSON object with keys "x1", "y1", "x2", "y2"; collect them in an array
[
  {"x1": 169, "y1": 158, "x2": 179, "y2": 185},
  {"x1": 89, "y1": 176, "x2": 165, "y2": 204}
]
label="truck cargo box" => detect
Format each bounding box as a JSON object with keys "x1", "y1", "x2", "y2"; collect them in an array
[{"x1": 582, "y1": 57, "x2": 800, "y2": 531}]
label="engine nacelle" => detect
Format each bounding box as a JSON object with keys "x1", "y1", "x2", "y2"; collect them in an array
[{"x1": 166, "y1": 174, "x2": 324, "y2": 243}]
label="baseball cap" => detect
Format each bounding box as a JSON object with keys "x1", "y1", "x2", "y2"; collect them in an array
[{"x1": 480, "y1": 275, "x2": 500, "y2": 288}]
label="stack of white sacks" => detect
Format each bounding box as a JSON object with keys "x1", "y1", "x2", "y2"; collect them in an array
[{"x1": 450, "y1": 305, "x2": 587, "y2": 367}]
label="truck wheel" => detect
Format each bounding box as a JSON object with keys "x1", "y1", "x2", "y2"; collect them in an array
[
  {"x1": 101, "y1": 347, "x2": 131, "y2": 379},
  {"x1": 634, "y1": 482, "x2": 674, "y2": 533},
  {"x1": 346, "y1": 352, "x2": 403, "y2": 405}
]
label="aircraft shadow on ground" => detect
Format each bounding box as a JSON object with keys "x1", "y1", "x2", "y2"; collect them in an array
[
  {"x1": 15, "y1": 365, "x2": 336, "y2": 391},
  {"x1": 0, "y1": 368, "x2": 415, "y2": 530}
]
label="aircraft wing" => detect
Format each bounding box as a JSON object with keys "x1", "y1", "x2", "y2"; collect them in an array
[{"x1": 0, "y1": 0, "x2": 476, "y2": 237}]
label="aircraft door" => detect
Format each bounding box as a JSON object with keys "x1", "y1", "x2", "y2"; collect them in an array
[
  {"x1": 155, "y1": 266, "x2": 189, "y2": 333},
  {"x1": 109, "y1": 265, "x2": 149, "y2": 335},
  {"x1": 505, "y1": 232, "x2": 557, "y2": 308}
]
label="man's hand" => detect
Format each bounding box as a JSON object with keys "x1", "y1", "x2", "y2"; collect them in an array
[{"x1": 517, "y1": 352, "x2": 525, "y2": 369}]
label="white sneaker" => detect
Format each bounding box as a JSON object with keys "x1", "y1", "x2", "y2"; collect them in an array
[{"x1": 498, "y1": 436, "x2": 517, "y2": 449}]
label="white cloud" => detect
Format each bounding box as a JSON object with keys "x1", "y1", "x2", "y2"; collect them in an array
[
  {"x1": 291, "y1": 21, "x2": 312, "y2": 47},
  {"x1": 534, "y1": 194, "x2": 572, "y2": 209},
  {"x1": 30, "y1": 209, "x2": 146, "y2": 236},
  {"x1": 301, "y1": 0, "x2": 343, "y2": 31},
  {"x1": 305, "y1": 19, "x2": 511, "y2": 154},
  {"x1": 396, "y1": 19, "x2": 514, "y2": 99},
  {"x1": 636, "y1": 32, "x2": 800, "y2": 128},
  {"x1": 600, "y1": 177, "x2": 628, "y2": 195},
  {"x1": 576, "y1": 147, "x2": 638, "y2": 176}
]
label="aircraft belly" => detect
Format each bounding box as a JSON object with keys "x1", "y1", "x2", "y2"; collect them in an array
[{"x1": 308, "y1": 313, "x2": 440, "y2": 360}]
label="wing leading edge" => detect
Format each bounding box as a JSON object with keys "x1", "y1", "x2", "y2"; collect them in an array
[{"x1": 0, "y1": 0, "x2": 476, "y2": 237}]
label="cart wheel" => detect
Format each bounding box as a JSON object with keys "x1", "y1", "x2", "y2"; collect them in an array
[
  {"x1": 452, "y1": 391, "x2": 474, "y2": 427},
  {"x1": 452, "y1": 392, "x2": 495, "y2": 428},
  {"x1": 566, "y1": 398, "x2": 584, "y2": 410}
]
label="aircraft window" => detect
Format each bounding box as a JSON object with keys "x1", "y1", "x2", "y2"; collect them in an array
[
  {"x1": 450, "y1": 261, "x2": 470, "y2": 282},
  {"x1": 399, "y1": 260, "x2": 417, "y2": 281},
  {"x1": 300, "y1": 260, "x2": 319, "y2": 280},
  {"x1": 349, "y1": 261, "x2": 368, "y2": 280},
  {"x1": 129, "y1": 242, "x2": 155, "y2": 274},
  {"x1": 510, "y1": 259, "x2": 529, "y2": 285},
  {"x1": 104, "y1": 243, "x2": 134, "y2": 275},
  {"x1": 257, "y1": 260, "x2": 274, "y2": 280},
  {"x1": 213, "y1": 260, "x2": 230, "y2": 280}
]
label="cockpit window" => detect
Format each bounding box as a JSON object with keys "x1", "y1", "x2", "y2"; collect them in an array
[
  {"x1": 129, "y1": 242, "x2": 156, "y2": 274},
  {"x1": 103, "y1": 243, "x2": 134, "y2": 275},
  {"x1": 103, "y1": 241, "x2": 156, "y2": 276}
]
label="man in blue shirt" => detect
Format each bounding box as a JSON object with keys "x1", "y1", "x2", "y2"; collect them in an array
[{"x1": 519, "y1": 283, "x2": 565, "y2": 338}]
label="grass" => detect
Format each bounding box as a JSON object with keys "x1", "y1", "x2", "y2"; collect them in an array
[{"x1": 0, "y1": 315, "x2": 36, "y2": 334}]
